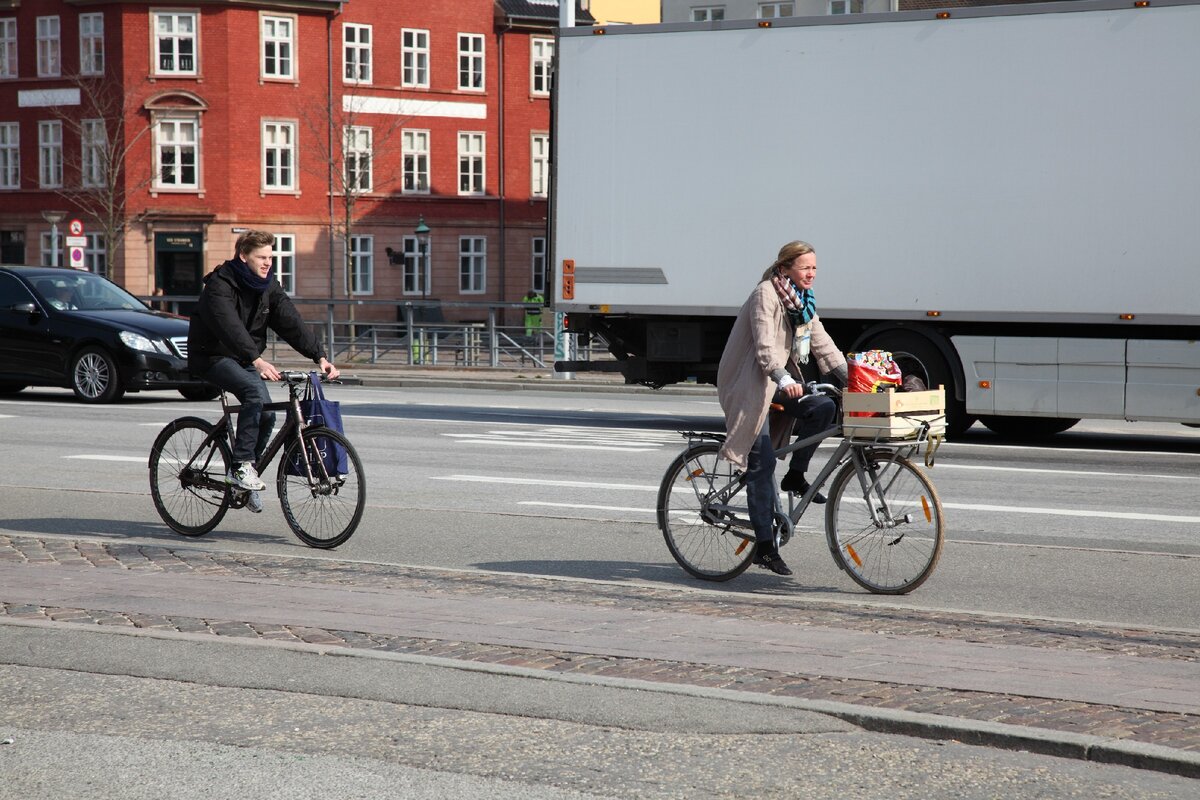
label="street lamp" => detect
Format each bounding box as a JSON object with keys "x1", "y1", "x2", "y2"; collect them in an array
[
  {"x1": 41, "y1": 210, "x2": 67, "y2": 268},
  {"x1": 414, "y1": 216, "x2": 431, "y2": 305}
]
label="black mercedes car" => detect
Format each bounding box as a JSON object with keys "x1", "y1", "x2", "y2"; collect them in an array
[{"x1": 0, "y1": 265, "x2": 218, "y2": 403}]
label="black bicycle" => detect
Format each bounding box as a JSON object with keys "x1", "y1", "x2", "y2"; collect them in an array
[{"x1": 148, "y1": 371, "x2": 366, "y2": 548}]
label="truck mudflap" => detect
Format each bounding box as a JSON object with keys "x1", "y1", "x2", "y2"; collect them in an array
[{"x1": 553, "y1": 360, "x2": 625, "y2": 373}]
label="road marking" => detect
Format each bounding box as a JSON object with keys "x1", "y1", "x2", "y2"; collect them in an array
[
  {"x1": 940, "y1": 502, "x2": 1200, "y2": 524},
  {"x1": 935, "y1": 463, "x2": 1195, "y2": 481},
  {"x1": 519, "y1": 501, "x2": 654, "y2": 514},
  {"x1": 435, "y1": 474, "x2": 652, "y2": 491},
  {"x1": 66, "y1": 455, "x2": 146, "y2": 463}
]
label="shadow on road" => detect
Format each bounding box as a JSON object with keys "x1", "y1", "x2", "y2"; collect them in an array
[{"x1": 0, "y1": 518, "x2": 294, "y2": 548}]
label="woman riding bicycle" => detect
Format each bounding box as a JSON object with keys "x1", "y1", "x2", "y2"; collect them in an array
[
  {"x1": 716, "y1": 240, "x2": 847, "y2": 576},
  {"x1": 187, "y1": 230, "x2": 339, "y2": 510}
]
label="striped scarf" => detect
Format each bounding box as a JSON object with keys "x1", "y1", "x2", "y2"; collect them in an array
[{"x1": 771, "y1": 272, "x2": 815, "y2": 327}]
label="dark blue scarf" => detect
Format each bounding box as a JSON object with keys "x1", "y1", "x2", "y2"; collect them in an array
[{"x1": 229, "y1": 257, "x2": 274, "y2": 293}]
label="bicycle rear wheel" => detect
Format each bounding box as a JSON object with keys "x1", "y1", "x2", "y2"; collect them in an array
[
  {"x1": 825, "y1": 451, "x2": 944, "y2": 594},
  {"x1": 148, "y1": 417, "x2": 232, "y2": 536},
  {"x1": 277, "y1": 427, "x2": 366, "y2": 549},
  {"x1": 657, "y1": 442, "x2": 756, "y2": 582}
]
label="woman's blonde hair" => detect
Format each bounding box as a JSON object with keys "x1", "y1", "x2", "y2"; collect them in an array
[{"x1": 761, "y1": 240, "x2": 815, "y2": 282}]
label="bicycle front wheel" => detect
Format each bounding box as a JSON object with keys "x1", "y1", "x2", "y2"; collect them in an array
[
  {"x1": 657, "y1": 442, "x2": 756, "y2": 582},
  {"x1": 148, "y1": 417, "x2": 232, "y2": 536},
  {"x1": 825, "y1": 451, "x2": 944, "y2": 594},
  {"x1": 277, "y1": 428, "x2": 366, "y2": 549}
]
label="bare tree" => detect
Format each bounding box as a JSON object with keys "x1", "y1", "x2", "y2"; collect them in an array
[{"x1": 48, "y1": 74, "x2": 156, "y2": 277}]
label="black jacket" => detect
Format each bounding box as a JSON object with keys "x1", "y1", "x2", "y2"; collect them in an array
[{"x1": 187, "y1": 260, "x2": 326, "y2": 374}]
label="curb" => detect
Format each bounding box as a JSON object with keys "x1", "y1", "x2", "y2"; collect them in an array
[{"x1": 3, "y1": 616, "x2": 1196, "y2": 779}]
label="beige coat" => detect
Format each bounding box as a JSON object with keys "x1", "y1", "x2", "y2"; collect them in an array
[{"x1": 717, "y1": 281, "x2": 845, "y2": 469}]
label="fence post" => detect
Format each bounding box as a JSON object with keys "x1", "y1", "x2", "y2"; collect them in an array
[
  {"x1": 326, "y1": 304, "x2": 336, "y2": 360},
  {"x1": 404, "y1": 303, "x2": 417, "y2": 365},
  {"x1": 487, "y1": 307, "x2": 499, "y2": 367}
]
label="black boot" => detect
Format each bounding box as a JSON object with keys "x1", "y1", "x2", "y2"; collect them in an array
[
  {"x1": 780, "y1": 470, "x2": 826, "y2": 503},
  {"x1": 753, "y1": 544, "x2": 793, "y2": 576}
]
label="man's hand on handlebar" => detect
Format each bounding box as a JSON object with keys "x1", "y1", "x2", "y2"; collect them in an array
[
  {"x1": 253, "y1": 356, "x2": 282, "y2": 382},
  {"x1": 318, "y1": 358, "x2": 340, "y2": 381}
]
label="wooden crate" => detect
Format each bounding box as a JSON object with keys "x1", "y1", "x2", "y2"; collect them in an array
[{"x1": 841, "y1": 387, "x2": 946, "y2": 440}]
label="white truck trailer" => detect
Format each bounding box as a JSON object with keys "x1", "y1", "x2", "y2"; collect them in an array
[{"x1": 550, "y1": 0, "x2": 1200, "y2": 436}]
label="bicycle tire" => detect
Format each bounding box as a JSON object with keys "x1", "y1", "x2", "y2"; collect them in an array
[
  {"x1": 277, "y1": 427, "x2": 366, "y2": 549},
  {"x1": 148, "y1": 417, "x2": 232, "y2": 537},
  {"x1": 657, "y1": 441, "x2": 756, "y2": 582},
  {"x1": 825, "y1": 451, "x2": 944, "y2": 594}
]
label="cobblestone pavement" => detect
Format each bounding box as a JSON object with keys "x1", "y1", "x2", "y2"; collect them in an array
[{"x1": 2, "y1": 534, "x2": 1198, "y2": 757}]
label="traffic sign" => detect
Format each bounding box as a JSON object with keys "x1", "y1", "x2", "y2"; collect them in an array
[
  {"x1": 68, "y1": 219, "x2": 83, "y2": 236},
  {"x1": 68, "y1": 247, "x2": 85, "y2": 269}
]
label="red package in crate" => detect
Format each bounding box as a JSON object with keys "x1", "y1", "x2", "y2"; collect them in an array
[{"x1": 845, "y1": 350, "x2": 902, "y2": 416}]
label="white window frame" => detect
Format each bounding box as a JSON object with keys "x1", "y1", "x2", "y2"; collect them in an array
[
  {"x1": 457, "y1": 132, "x2": 484, "y2": 197},
  {"x1": 81, "y1": 119, "x2": 106, "y2": 188},
  {"x1": 348, "y1": 234, "x2": 373, "y2": 295},
  {"x1": 343, "y1": 23, "x2": 371, "y2": 84},
  {"x1": 402, "y1": 129, "x2": 429, "y2": 195},
  {"x1": 401, "y1": 235, "x2": 430, "y2": 296},
  {"x1": 80, "y1": 13, "x2": 104, "y2": 75},
  {"x1": 343, "y1": 125, "x2": 372, "y2": 193},
  {"x1": 153, "y1": 11, "x2": 198, "y2": 77},
  {"x1": 0, "y1": 122, "x2": 18, "y2": 189},
  {"x1": 458, "y1": 33, "x2": 484, "y2": 92},
  {"x1": 758, "y1": 3, "x2": 794, "y2": 18},
  {"x1": 84, "y1": 232, "x2": 107, "y2": 277},
  {"x1": 531, "y1": 38, "x2": 553, "y2": 96},
  {"x1": 691, "y1": 7, "x2": 725, "y2": 22},
  {"x1": 41, "y1": 231, "x2": 61, "y2": 267},
  {"x1": 402, "y1": 28, "x2": 429, "y2": 89},
  {"x1": 36, "y1": 16, "x2": 60, "y2": 78},
  {"x1": 154, "y1": 115, "x2": 200, "y2": 190},
  {"x1": 261, "y1": 14, "x2": 294, "y2": 80},
  {"x1": 530, "y1": 133, "x2": 549, "y2": 199},
  {"x1": 828, "y1": 0, "x2": 862, "y2": 13},
  {"x1": 531, "y1": 237, "x2": 547, "y2": 295},
  {"x1": 458, "y1": 236, "x2": 486, "y2": 294},
  {"x1": 0, "y1": 19, "x2": 15, "y2": 79},
  {"x1": 273, "y1": 233, "x2": 296, "y2": 294},
  {"x1": 262, "y1": 120, "x2": 297, "y2": 192},
  {"x1": 38, "y1": 120, "x2": 62, "y2": 188}
]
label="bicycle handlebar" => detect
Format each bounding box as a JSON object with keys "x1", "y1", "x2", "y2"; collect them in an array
[{"x1": 279, "y1": 370, "x2": 342, "y2": 385}]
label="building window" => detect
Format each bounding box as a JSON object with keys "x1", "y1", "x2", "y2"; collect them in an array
[
  {"x1": 262, "y1": 15, "x2": 294, "y2": 80},
  {"x1": 531, "y1": 38, "x2": 553, "y2": 96},
  {"x1": 0, "y1": 231, "x2": 24, "y2": 264},
  {"x1": 459, "y1": 237, "x2": 485, "y2": 294},
  {"x1": 262, "y1": 121, "x2": 296, "y2": 191},
  {"x1": 39, "y1": 121, "x2": 62, "y2": 188},
  {"x1": 458, "y1": 33, "x2": 483, "y2": 91},
  {"x1": 348, "y1": 235, "x2": 373, "y2": 295},
  {"x1": 84, "y1": 233, "x2": 107, "y2": 277},
  {"x1": 532, "y1": 237, "x2": 547, "y2": 294},
  {"x1": 531, "y1": 133, "x2": 548, "y2": 199},
  {"x1": 343, "y1": 126, "x2": 371, "y2": 193},
  {"x1": 758, "y1": 3, "x2": 794, "y2": 17},
  {"x1": 691, "y1": 7, "x2": 726, "y2": 21},
  {"x1": 81, "y1": 119, "x2": 106, "y2": 188},
  {"x1": 41, "y1": 232, "x2": 62, "y2": 267},
  {"x1": 80, "y1": 13, "x2": 104, "y2": 75},
  {"x1": 829, "y1": 0, "x2": 863, "y2": 13},
  {"x1": 0, "y1": 19, "x2": 15, "y2": 79},
  {"x1": 402, "y1": 129, "x2": 429, "y2": 194},
  {"x1": 154, "y1": 12, "x2": 197, "y2": 76},
  {"x1": 343, "y1": 23, "x2": 371, "y2": 84},
  {"x1": 458, "y1": 132, "x2": 484, "y2": 196},
  {"x1": 401, "y1": 235, "x2": 429, "y2": 296},
  {"x1": 0, "y1": 123, "x2": 17, "y2": 189},
  {"x1": 402, "y1": 29, "x2": 429, "y2": 88},
  {"x1": 154, "y1": 116, "x2": 198, "y2": 189},
  {"x1": 273, "y1": 233, "x2": 295, "y2": 294},
  {"x1": 36, "y1": 16, "x2": 60, "y2": 77}
]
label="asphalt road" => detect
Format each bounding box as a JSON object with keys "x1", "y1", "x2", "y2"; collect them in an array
[{"x1": 1, "y1": 383, "x2": 1197, "y2": 630}]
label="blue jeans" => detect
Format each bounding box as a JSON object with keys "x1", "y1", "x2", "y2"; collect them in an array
[
  {"x1": 776, "y1": 393, "x2": 838, "y2": 475},
  {"x1": 746, "y1": 430, "x2": 778, "y2": 545},
  {"x1": 203, "y1": 358, "x2": 275, "y2": 464}
]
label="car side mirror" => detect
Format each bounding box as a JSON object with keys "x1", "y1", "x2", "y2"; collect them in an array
[{"x1": 12, "y1": 302, "x2": 37, "y2": 314}]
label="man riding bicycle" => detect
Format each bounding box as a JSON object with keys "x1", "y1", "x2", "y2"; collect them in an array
[{"x1": 187, "y1": 230, "x2": 339, "y2": 512}]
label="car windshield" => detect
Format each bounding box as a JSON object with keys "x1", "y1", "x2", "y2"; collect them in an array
[{"x1": 31, "y1": 272, "x2": 147, "y2": 312}]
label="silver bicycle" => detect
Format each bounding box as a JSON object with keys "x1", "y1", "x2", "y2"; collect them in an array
[{"x1": 656, "y1": 384, "x2": 944, "y2": 594}]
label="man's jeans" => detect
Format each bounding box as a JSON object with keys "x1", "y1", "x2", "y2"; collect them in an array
[{"x1": 203, "y1": 358, "x2": 275, "y2": 465}]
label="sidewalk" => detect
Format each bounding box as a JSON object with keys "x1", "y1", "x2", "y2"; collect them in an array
[{"x1": 1, "y1": 534, "x2": 1197, "y2": 778}]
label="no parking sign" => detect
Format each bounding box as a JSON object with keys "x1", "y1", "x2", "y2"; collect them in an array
[{"x1": 65, "y1": 235, "x2": 87, "y2": 269}]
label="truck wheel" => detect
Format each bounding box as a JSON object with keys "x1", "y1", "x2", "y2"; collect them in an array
[
  {"x1": 979, "y1": 415, "x2": 1079, "y2": 438},
  {"x1": 865, "y1": 331, "x2": 975, "y2": 438},
  {"x1": 71, "y1": 346, "x2": 125, "y2": 404}
]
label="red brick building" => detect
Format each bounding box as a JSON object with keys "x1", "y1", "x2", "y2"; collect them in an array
[{"x1": 0, "y1": 0, "x2": 591, "y2": 325}]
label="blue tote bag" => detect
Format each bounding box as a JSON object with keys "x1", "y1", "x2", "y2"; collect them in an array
[{"x1": 287, "y1": 372, "x2": 348, "y2": 475}]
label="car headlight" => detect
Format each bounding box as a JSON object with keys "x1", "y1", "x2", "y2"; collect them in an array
[{"x1": 120, "y1": 331, "x2": 172, "y2": 354}]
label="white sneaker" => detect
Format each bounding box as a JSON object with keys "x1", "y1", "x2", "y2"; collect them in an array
[
  {"x1": 246, "y1": 490, "x2": 264, "y2": 513},
  {"x1": 227, "y1": 461, "x2": 266, "y2": 491}
]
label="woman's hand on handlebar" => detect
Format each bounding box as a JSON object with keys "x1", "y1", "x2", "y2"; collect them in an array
[{"x1": 780, "y1": 382, "x2": 805, "y2": 399}]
